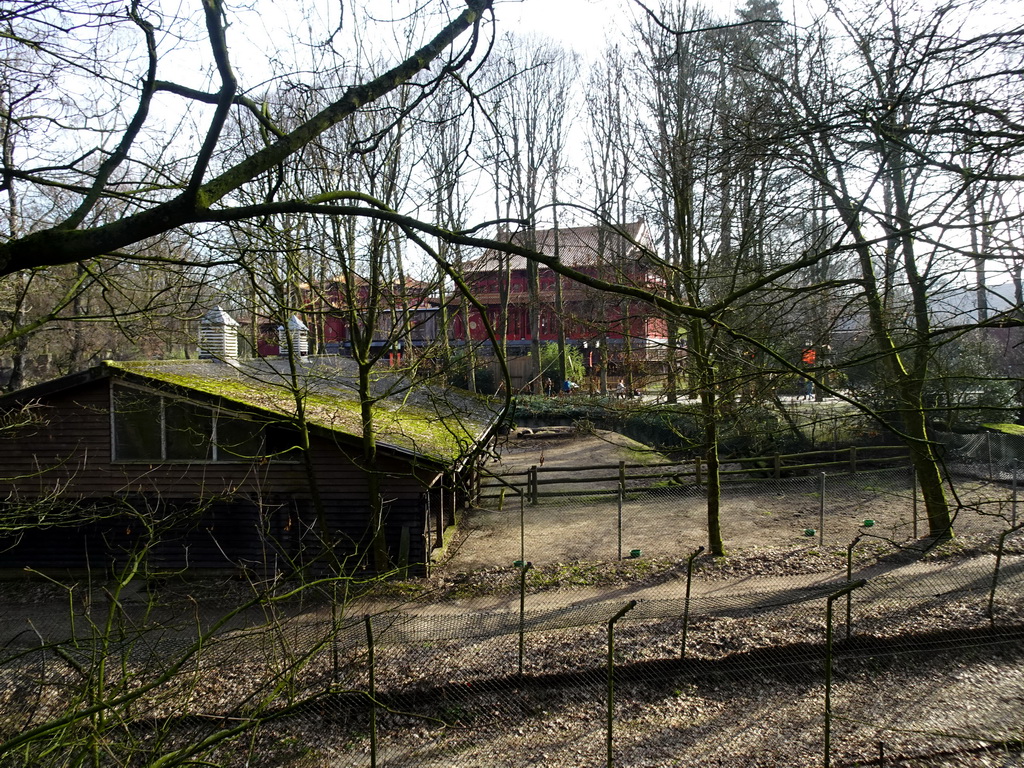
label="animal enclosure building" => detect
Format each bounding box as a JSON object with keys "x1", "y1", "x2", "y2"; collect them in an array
[{"x1": 0, "y1": 310, "x2": 502, "y2": 576}]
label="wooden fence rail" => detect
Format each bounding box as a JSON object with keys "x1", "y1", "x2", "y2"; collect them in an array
[{"x1": 479, "y1": 445, "x2": 911, "y2": 504}]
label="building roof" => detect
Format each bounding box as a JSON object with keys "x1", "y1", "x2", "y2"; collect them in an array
[
  {"x1": 464, "y1": 221, "x2": 654, "y2": 273},
  {"x1": 304, "y1": 275, "x2": 441, "y2": 310},
  {"x1": 1, "y1": 358, "x2": 503, "y2": 468}
]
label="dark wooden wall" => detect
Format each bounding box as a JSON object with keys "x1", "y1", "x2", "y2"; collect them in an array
[{"x1": 0, "y1": 380, "x2": 445, "y2": 575}]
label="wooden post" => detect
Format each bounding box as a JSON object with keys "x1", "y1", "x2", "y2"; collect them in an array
[
  {"x1": 773, "y1": 454, "x2": 782, "y2": 480},
  {"x1": 849, "y1": 446, "x2": 857, "y2": 473},
  {"x1": 529, "y1": 465, "x2": 538, "y2": 505},
  {"x1": 695, "y1": 457, "x2": 702, "y2": 486}
]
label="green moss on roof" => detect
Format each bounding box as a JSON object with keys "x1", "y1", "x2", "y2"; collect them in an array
[
  {"x1": 104, "y1": 359, "x2": 496, "y2": 464},
  {"x1": 982, "y1": 423, "x2": 1024, "y2": 436}
]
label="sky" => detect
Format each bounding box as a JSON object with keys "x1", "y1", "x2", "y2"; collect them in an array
[
  {"x1": 494, "y1": 0, "x2": 750, "y2": 53},
  {"x1": 501, "y1": 0, "x2": 1024, "y2": 55},
  {"x1": 220, "y1": 0, "x2": 759, "y2": 88},
  {"x1": 497, "y1": 0, "x2": 630, "y2": 49}
]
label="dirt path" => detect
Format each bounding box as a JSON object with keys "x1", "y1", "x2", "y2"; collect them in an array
[{"x1": 384, "y1": 553, "x2": 1024, "y2": 626}]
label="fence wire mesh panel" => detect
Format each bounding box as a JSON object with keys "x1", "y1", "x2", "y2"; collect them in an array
[
  {"x1": 466, "y1": 466, "x2": 1023, "y2": 569},
  {"x1": 2, "y1": 459, "x2": 1023, "y2": 767},
  {"x1": 2, "y1": 522, "x2": 1022, "y2": 767},
  {"x1": 937, "y1": 431, "x2": 1024, "y2": 482}
]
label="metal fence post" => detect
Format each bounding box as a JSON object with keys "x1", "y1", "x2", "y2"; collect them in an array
[
  {"x1": 846, "y1": 535, "x2": 862, "y2": 641},
  {"x1": 618, "y1": 460, "x2": 626, "y2": 560},
  {"x1": 519, "y1": 491, "x2": 526, "y2": 564},
  {"x1": 818, "y1": 472, "x2": 826, "y2": 547},
  {"x1": 607, "y1": 601, "x2": 637, "y2": 768},
  {"x1": 988, "y1": 522, "x2": 1024, "y2": 623},
  {"x1": 518, "y1": 561, "x2": 532, "y2": 675},
  {"x1": 365, "y1": 615, "x2": 377, "y2": 768},
  {"x1": 825, "y1": 581, "x2": 866, "y2": 768},
  {"x1": 681, "y1": 546, "x2": 705, "y2": 658},
  {"x1": 617, "y1": 487, "x2": 624, "y2": 561}
]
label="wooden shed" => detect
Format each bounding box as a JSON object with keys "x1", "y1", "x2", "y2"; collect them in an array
[{"x1": 0, "y1": 356, "x2": 503, "y2": 577}]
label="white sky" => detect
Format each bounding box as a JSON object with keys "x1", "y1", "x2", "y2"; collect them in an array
[
  {"x1": 495, "y1": 0, "x2": 631, "y2": 49},
  {"x1": 494, "y1": 0, "x2": 752, "y2": 53},
  {"x1": 501, "y1": 0, "x2": 1024, "y2": 54}
]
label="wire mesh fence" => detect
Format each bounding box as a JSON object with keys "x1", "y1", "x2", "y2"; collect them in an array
[
  {"x1": 1, "y1": 469, "x2": 1023, "y2": 767},
  {"x1": 466, "y1": 466, "x2": 1020, "y2": 568},
  {"x1": 937, "y1": 431, "x2": 1024, "y2": 483}
]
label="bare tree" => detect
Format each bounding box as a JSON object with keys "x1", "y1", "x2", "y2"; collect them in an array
[
  {"x1": 631, "y1": 0, "x2": 790, "y2": 556},
  {"x1": 0, "y1": 1, "x2": 494, "y2": 276},
  {"x1": 761, "y1": 0, "x2": 1024, "y2": 538},
  {"x1": 419, "y1": 75, "x2": 481, "y2": 389},
  {"x1": 585, "y1": 44, "x2": 640, "y2": 395},
  {"x1": 480, "y1": 34, "x2": 578, "y2": 392}
]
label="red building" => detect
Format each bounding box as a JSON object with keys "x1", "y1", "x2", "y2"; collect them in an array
[
  {"x1": 453, "y1": 221, "x2": 668, "y2": 368},
  {"x1": 256, "y1": 277, "x2": 442, "y2": 359},
  {"x1": 250, "y1": 223, "x2": 670, "y2": 387}
]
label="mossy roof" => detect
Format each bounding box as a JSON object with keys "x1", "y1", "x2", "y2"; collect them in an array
[
  {"x1": 982, "y1": 423, "x2": 1024, "y2": 436},
  {"x1": 103, "y1": 358, "x2": 501, "y2": 466}
]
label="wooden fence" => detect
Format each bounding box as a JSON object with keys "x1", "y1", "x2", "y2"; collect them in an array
[{"x1": 479, "y1": 445, "x2": 911, "y2": 504}]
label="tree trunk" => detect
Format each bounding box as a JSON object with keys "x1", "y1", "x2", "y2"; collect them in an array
[
  {"x1": 702, "y1": 388, "x2": 725, "y2": 557},
  {"x1": 689, "y1": 316, "x2": 725, "y2": 556},
  {"x1": 665, "y1": 321, "x2": 680, "y2": 404},
  {"x1": 460, "y1": 297, "x2": 476, "y2": 393},
  {"x1": 528, "y1": 258, "x2": 542, "y2": 394},
  {"x1": 900, "y1": 387, "x2": 952, "y2": 539},
  {"x1": 552, "y1": 183, "x2": 568, "y2": 386},
  {"x1": 359, "y1": 363, "x2": 388, "y2": 571}
]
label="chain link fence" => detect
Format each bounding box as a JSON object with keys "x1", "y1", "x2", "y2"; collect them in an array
[
  {"x1": 467, "y1": 466, "x2": 1019, "y2": 568},
  {"x1": 1, "y1": 468, "x2": 1022, "y2": 767},
  {"x1": 937, "y1": 430, "x2": 1024, "y2": 483}
]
